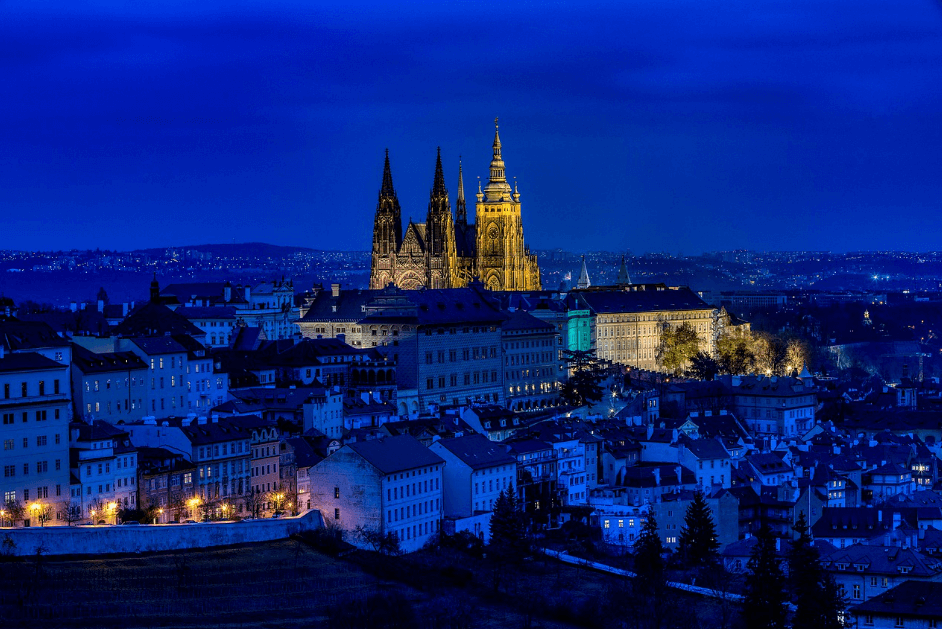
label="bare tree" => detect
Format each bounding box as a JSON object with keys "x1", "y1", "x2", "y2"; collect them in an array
[
  {"x1": 3, "y1": 499, "x2": 24, "y2": 527},
  {"x1": 244, "y1": 488, "x2": 265, "y2": 519},
  {"x1": 354, "y1": 525, "x2": 401, "y2": 555},
  {"x1": 58, "y1": 500, "x2": 83, "y2": 526}
]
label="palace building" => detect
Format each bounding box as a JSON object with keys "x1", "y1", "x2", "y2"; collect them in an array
[{"x1": 369, "y1": 119, "x2": 541, "y2": 292}]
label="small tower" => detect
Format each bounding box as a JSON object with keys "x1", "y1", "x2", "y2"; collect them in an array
[
  {"x1": 149, "y1": 272, "x2": 160, "y2": 303},
  {"x1": 577, "y1": 256, "x2": 591, "y2": 290},
  {"x1": 616, "y1": 255, "x2": 631, "y2": 285}
]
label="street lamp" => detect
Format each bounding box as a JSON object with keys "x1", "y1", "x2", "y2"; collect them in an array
[
  {"x1": 154, "y1": 508, "x2": 163, "y2": 525},
  {"x1": 0, "y1": 509, "x2": 6, "y2": 528},
  {"x1": 90, "y1": 509, "x2": 97, "y2": 524},
  {"x1": 107, "y1": 501, "x2": 117, "y2": 525},
  {"x1": 221, "y1": 504, "x2": 230, "y2": 520}
]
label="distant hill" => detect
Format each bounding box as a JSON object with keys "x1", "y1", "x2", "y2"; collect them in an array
[{"x1": 133, "y1": 242, "x2": 339, "y2": 258}]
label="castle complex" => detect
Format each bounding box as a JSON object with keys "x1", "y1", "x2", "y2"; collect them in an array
[{"x1": 369, "y1": 120, "x2": 541, "y2": 291}]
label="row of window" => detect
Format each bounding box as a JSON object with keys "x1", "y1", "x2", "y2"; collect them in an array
[
  {"x1": 386, "y1": 476, "x2": 440, "y2": 501},
  {"x1": 3, "y1": 485, "x2": 59, "y2": 503},
  {"x1": 387, "y1": 498, "x2": 439, "y2": 522},
  {"x1": 3, "y1": 459, "x2": 61, "y2": 477},
  {"x1": 4, "y1": 379, "x2": 62, "y2": 398},
  {"x1": 3, "y1": 433, "x2": 59, "y2": 450},
  {"x1": 425, "y1": 347, "x2": 498, "y2": 364},
  {"x1": 426, "y1": 371, "x2": 498, "y2": 390}
]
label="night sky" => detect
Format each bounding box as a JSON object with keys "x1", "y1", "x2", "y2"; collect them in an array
[{"x1": 2, "y1": 1, "x2": 941, "y2": 254}]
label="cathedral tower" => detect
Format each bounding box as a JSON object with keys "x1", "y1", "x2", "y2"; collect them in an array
[
  {"x1": 369, "y1": 150, "x2": 402, "y2": 289},
  {"x1": 424, "y1": 148, "x2": 458, "y2": 289},
  {"x1": 474, "y1": 118, "x2": 541, "y2": 291}
]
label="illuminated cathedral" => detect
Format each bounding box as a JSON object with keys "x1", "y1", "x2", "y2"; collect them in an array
[{"x1": 369, "y1": 119, "x2": 541, "y2": 291}]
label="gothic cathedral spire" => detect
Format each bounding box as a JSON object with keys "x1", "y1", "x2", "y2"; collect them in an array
[
  {"x1": 456, "y1": 157, "x2": 467, "y2": 226},
  {"x1": 369, "y1": 149, "x2": 403, "y2": 289}
]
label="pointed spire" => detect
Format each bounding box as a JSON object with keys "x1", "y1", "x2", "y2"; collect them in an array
[
  {"x1": 379, "y1": 148, "x2": 397, "y2": 199},
  {"x1": 431, "y1": 146, "x2": 447, "y2": 197},
  {"x1": 577, "y1": 255, "x2": 591, "y2": 290},
  {"x1": 489, "y1": 116, "x2": 506, "y2": 183},
  {"x1": 617, "y1": 255, "x2": 631, "y2": 285},
  {"x1": 456, "y1": 156, "x2": 467, "y2": 225}
]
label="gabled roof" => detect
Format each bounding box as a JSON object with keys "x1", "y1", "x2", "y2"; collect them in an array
[
  {"x1": 850, "y1": 580, "x2": 942, "y2": 620},
  {"x1": 679, "y1": 435, "x2": 730, "y2": 460},
  {"x1": 577, "y1": 286, "x2": 712, "y2": 314},
  {"x1": 115, "y1": 302, "x2": 204, "y2": 338},
  {"x1": 344, "y1": 434, "x2": 444, "y2": 475},
  {"x1": 823, "y1": 544, "x2": 942, "y2": 577},
  {"x1": 127, "y1": 336, "x2": 188, "y2": 356},
  {"x1": 72, "y1": 345, "x2": 148, "y2": 374},
  {"x1": 501, "y1": 310, "x2": 555, "y2": 333},
  {"x1": 0, "y1": 319, "x2": 70, "y2": 350},
  {"x1": 0, "y1": 352, "x2": 64, "y2": 373},
  {"x1": 433, "y1": 434, "x2": 516, "y2": 470}
]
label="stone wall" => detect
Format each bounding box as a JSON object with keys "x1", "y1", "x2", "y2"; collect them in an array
[{"x1": 0, "y1": 510, "x2": 322, "y2": 557}]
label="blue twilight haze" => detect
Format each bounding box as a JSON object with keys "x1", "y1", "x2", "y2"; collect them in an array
[{"x1": 1, "y1": 0, "x2": 941, "y2": 254}]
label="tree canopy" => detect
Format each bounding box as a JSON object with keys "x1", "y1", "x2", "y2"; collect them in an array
[
  {"x1": 677, "y1": 490, "x2": 719, "y2": 567},
  {"x1": 560, "y1": 349, "x2": 606, "y2": 407},
  {"x1": 788, "y1": 512, "x2": 845, "y2": 629},
  {"x1": 488, "y1": 485, "x2": 528, "y2": 559},
  {"x1": 742, "y1": 524, "x2": 789, "y2": 629},
  {"x1": 656, "y1": 322, "x2": 700, "y2": 375}
]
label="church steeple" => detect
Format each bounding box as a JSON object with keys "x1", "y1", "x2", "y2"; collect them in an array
[
  {"x1": 431, "y1": 147, "x2": 447, "y2": 197},
  {"x1": 370, "y1": 149, "x2": 403, "y2": 288},
  {"x1": 577, "y1": 256, "x2": 591, "y2": 290},
  {"x1": 150, "y1": 272, "x2": 160, "y2": 303},
  {"x1": 456, "y1": 157, "x2": 467, "y2": 226},
  {"x1": 489, "y1": 117, "x2": 506, "y2": 183},
  {"x1": 617, "y1": 255, "x2": 631, "y2": 285},
  {"x1": 426, "y1": 147, "x2": 451, "y2": 257},
  {"x1": 380, "y1": 148, "x2": 397, "y2": 200}
]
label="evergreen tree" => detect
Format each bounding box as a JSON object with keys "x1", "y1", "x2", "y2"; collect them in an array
[
  {"x1": 633, "y1": 512, "x2": 665, "y2": 589},
  {"x1": 742, "y1": 525, "x2": 788, "y2": 629},
  {"x1": 560, "y1": 349, "x2": 605, "y2": 406},
  {"x1": 788, "y1": 512, "x2": 845, "y2": 629},
  {"x1": 677, "y1": 490, "x2": 720, "y2": 566},
  {"x1": 488, "y1": 485, "x2": 527, "y2": 559}
]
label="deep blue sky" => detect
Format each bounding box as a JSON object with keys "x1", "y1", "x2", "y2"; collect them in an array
[{"x1": 2, "y1": 0, "x2": 941, "y2": 254}]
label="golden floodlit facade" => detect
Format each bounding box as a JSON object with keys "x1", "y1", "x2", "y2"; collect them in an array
[{"x1": 369, "y1": 119, "x2": 541, "y2": 291}]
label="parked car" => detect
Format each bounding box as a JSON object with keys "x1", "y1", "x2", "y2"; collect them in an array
[{"x1": 121, "y1": 521, "x2": 141, "y2": 526}]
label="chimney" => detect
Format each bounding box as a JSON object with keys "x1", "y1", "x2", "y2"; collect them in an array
[
  {"x1": 646, "y1": 424, "x2": 654, "y2": 440},
  {"x1": 224, "y1": 282, "x2": 232, "y2": 303},
  {"x1": 211, "y1": 414, "x2": 219, "y2": 423},
  {"x1": 0, "y1": 345, "x2": 5, "y2": 360},
  {"x1": 331, "y1": 283, "x2": 341, "y2": 298},
  {"x1": 337, "y1": 333, "x2": 346, "y2": 344},
  {"x1": 732, "y1": 375, "x2": 741, "y2": 387},
  {"x1": 775, "y1": 538, "x2": 781, "y2": 551},
  {"x1": 893, "y1": 512, "x2": 901, "y2": 528},
  {"x1": 197, "y1": 416, "x2": 207, "y2": 425},
  {"x1": 244, "y1": 286, "x2": 251, "y2": 302},
  {"x1": 676, "y1": 465, "x2": 683, "y2": 485},
  {"x1": 122, "y1": 303, "x2": 129, "y2": 317},
  {"x1": 70, "y1": 302, "x2": 77, "y2": 312},
  {"x1": 878, "y1": 510, "x2": 883, "y2": 522},
  {"x1": 653, "y1": 467, "x2": 661, "y2": 486}
]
